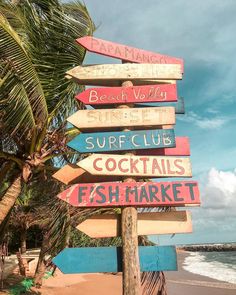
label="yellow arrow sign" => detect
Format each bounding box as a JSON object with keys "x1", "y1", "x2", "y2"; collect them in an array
[
  {"x1": 66, "y1": 64, "x2": 182, "y2": 84},
  {"x1": 77, "y1": 211, "x2": 192, "y2": 238},
  {"x1": 67, "y1": 107, "x2": 175, "y2": 130},
  {"x1": 77, "y1": 154, "x2": 192, "y2": 177}
]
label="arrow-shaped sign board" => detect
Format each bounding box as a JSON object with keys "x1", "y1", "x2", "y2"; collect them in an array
[
  {"x1": 67, "y1": 106, "x2": 175, "y2": 130},
  {"x1": 57, "y1": 181, "x2": 200, "y2": 207},
  {"x1": 53, "y1": 246, "x2": 177, "y2": 273},
  {"x1": 67, "y1": 129, "x2": 175, "y2": 154},
  {"x1": 77, "y1": 36, "x2": 184, "y2": 72},
  {"x1": 77, "y1": 211, "x2": 192, "y2": 238},
  {"x1": 66, "y1": 64, "x2": 182, "y2": 84},
  {"x1": 77, "y1": 154, "x2": 192, "y2": 177},
  {"x1": 76, "y1": 84, "x2": 177, "y2": 105}
]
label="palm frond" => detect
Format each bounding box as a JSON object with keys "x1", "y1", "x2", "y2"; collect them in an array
[{"x1": 0, "y1": 13, "x2": 48, "y2": 135}]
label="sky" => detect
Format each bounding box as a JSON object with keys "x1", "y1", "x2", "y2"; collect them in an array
[{"x1": 70, "y1": 0, "x2": 236, "y2": 245}]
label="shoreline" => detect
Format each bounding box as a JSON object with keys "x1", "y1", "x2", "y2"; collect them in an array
[{"x1": 166, "y1": 251, "x2": 236, "y2": 295}]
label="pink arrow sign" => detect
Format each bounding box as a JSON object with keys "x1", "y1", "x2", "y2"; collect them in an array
[
  {"x1": 77, "y1": 36, "x2": 184, "y2": 72},
  {"x1": 76, "y1": 84, "x2": 177, "y2": 105},
  {"x1": 57, "y1": 181, "x2": 200, "y2": 208}
]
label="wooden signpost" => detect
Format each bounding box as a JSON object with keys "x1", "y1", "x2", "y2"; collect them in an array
[
  {"x1": 77, "y1": 36, "x2": 184, "y2": 72},
  {"x1": 76, "y1": 84, "x2": 177, "y2": 105},
  {"x1": 67, "y1": 129, "x2": 175, "y2": 153},
  {"x1": 67, "y1": 106, "x2": 175, "y2": 130},
  {"x1": 57, "y1": 181, "x2": 200, "y2": 208},
  {"x1": 66, "y1": 64, "x2": 182, "y2": 84},
  {"x1": 77, "y1": 154, "x2": 192, "y2": 177},
  {"x1": 52, "y1": 35, "x2": 200, "y2": 295},
  {"x1": 53, "y1": 246, "x2": 177, "y2": 273},
  {"x1": 77, "y1": 211, "x2": 192, "y2": 238}
]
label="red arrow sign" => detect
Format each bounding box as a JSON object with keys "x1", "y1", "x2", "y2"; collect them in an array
[
  {"x1": 57, "y1": 181, "x2": 200, "y2": 207},
  {"x1": 76, "y1": 84, "x2": 177, "y2": 105},
  {"x1": 77, "y1": 36, "x2": 184, "y2": 72}
]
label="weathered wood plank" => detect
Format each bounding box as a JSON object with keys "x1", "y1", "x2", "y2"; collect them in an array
[
  {"x1": 76, "y1": 84, "x2": 177, "y2": 105},
  {"x1": 53, "y1": 246, "x2": 177, "y2": 273},
  {"x1": 67, "y1": 107, "x2": 175, "y2": 130},
  {"x1": 77, "y1": 211, "x2": 192, "y2": 238},
  {"x1": 77, "y1": 154, "x2": 192, "y2": 177},
  {"x1": 67, "y1": 129, "x2": 175, "y2": 153},
  {"x1": 77, "y1": 36, "x2": 184, "y2": 72},
  {"x1": 66, "y1": 64, "x2": 182, "y2": 84},
  {"x1": 57, "y1": 181, "x2": 200, "y2": 207}
]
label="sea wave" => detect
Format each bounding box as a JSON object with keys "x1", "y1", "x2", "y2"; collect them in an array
[{"x1": 183, "y1": 252, "x2": 236, "y2": 284}]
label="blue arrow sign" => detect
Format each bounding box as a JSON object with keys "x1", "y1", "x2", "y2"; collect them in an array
[
  {"x1": 53, "y1": 246, "x2": 177, "y2": 273},
  {"x1": 67, "y1": 129, "x2": 175, "y2": 153},
  {"x1": 134, "y1": 97, "x2": 185, "y2": 114}
]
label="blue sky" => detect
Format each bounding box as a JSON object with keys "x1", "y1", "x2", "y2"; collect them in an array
[{"x1": 72, "y1": 0, "x2": 236, "y2": 244}]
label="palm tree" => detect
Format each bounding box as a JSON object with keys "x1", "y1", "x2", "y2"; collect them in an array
[{"x1": 0, "y1": 0, "x2": 95, "y2": 227}]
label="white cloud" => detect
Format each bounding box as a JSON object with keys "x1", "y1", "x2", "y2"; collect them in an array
[
  {"x1": 202, "y1": 168, "x2": 236, "y2": 210},
  {"x1": 177, "y1": 111, "x2": 232, "y2": 129},
  {"x1": 192, "y1": 168, "x2": 236, "y2": 235}
]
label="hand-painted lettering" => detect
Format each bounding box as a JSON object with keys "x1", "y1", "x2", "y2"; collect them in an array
[
  {"x1": 185, "y1": 182, "x2": 197, "y2": 200},
  {"x1": 118, "y1": 158, "x2": 129, "y2": 173},
  {"x1": 96, "y1": 186, "x2": 106, "y2": 203},
  {"x1": 161, "y1": 184, "x2": 172, "y2": 202},
  {"x1": 93, "y1": 157, "x2": 102, "y2": 171},
  {"x1": 173, "y1": 183, "x2": 184, "y2": 201},
  {"x1": 174, "y1": 159, "x2": 186, "y2": 175},
  {"x1": 108, "y1": 186, "x2": 119, "y2": 203},
  {"x1": 105, "y1": 158, "x2": 116, "y2": 171},
  {"x1": 78, "y1": 186, "x2": 87, "y2": 203}
]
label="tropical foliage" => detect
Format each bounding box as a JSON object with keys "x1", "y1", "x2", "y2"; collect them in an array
[{"x1": 0, "y1": 0, "x2": 95, "y2": 227}]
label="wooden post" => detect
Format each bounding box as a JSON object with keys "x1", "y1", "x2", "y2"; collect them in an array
[{"x1": 121, "y1": 79, "x2": 141, "y2": 295}]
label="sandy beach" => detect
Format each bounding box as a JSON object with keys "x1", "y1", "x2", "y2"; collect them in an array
[{"x1": 18, "y1": 251, "x2": 234, "y2": 295}]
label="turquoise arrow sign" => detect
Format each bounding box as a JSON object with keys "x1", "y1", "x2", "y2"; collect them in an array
[
  {"x1": 53, "y1": 246, "x2": 177, "y2": 273},
  {"x1": 67, "y1": 129, "x2": 175, "y2": 153}
]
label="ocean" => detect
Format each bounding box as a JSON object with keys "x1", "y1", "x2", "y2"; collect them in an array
[{"x1": 183, "y1": 251, "x2": 236, "y2": 284}]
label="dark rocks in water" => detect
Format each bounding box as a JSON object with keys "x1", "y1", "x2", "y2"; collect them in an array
[{"x1": 180, "y1": 243, "x2": 236, "y2": 252}]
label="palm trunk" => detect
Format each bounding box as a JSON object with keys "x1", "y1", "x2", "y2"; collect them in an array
[
  {"x1": 34, "y1": 233, "x2": 49, "y2": 287},
  {"x1": 0, "y1": 175, "x2": 21, "y2": 225},
  {"x1": 20, "y1": 227, "x2": 27, "y2": 254}
]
